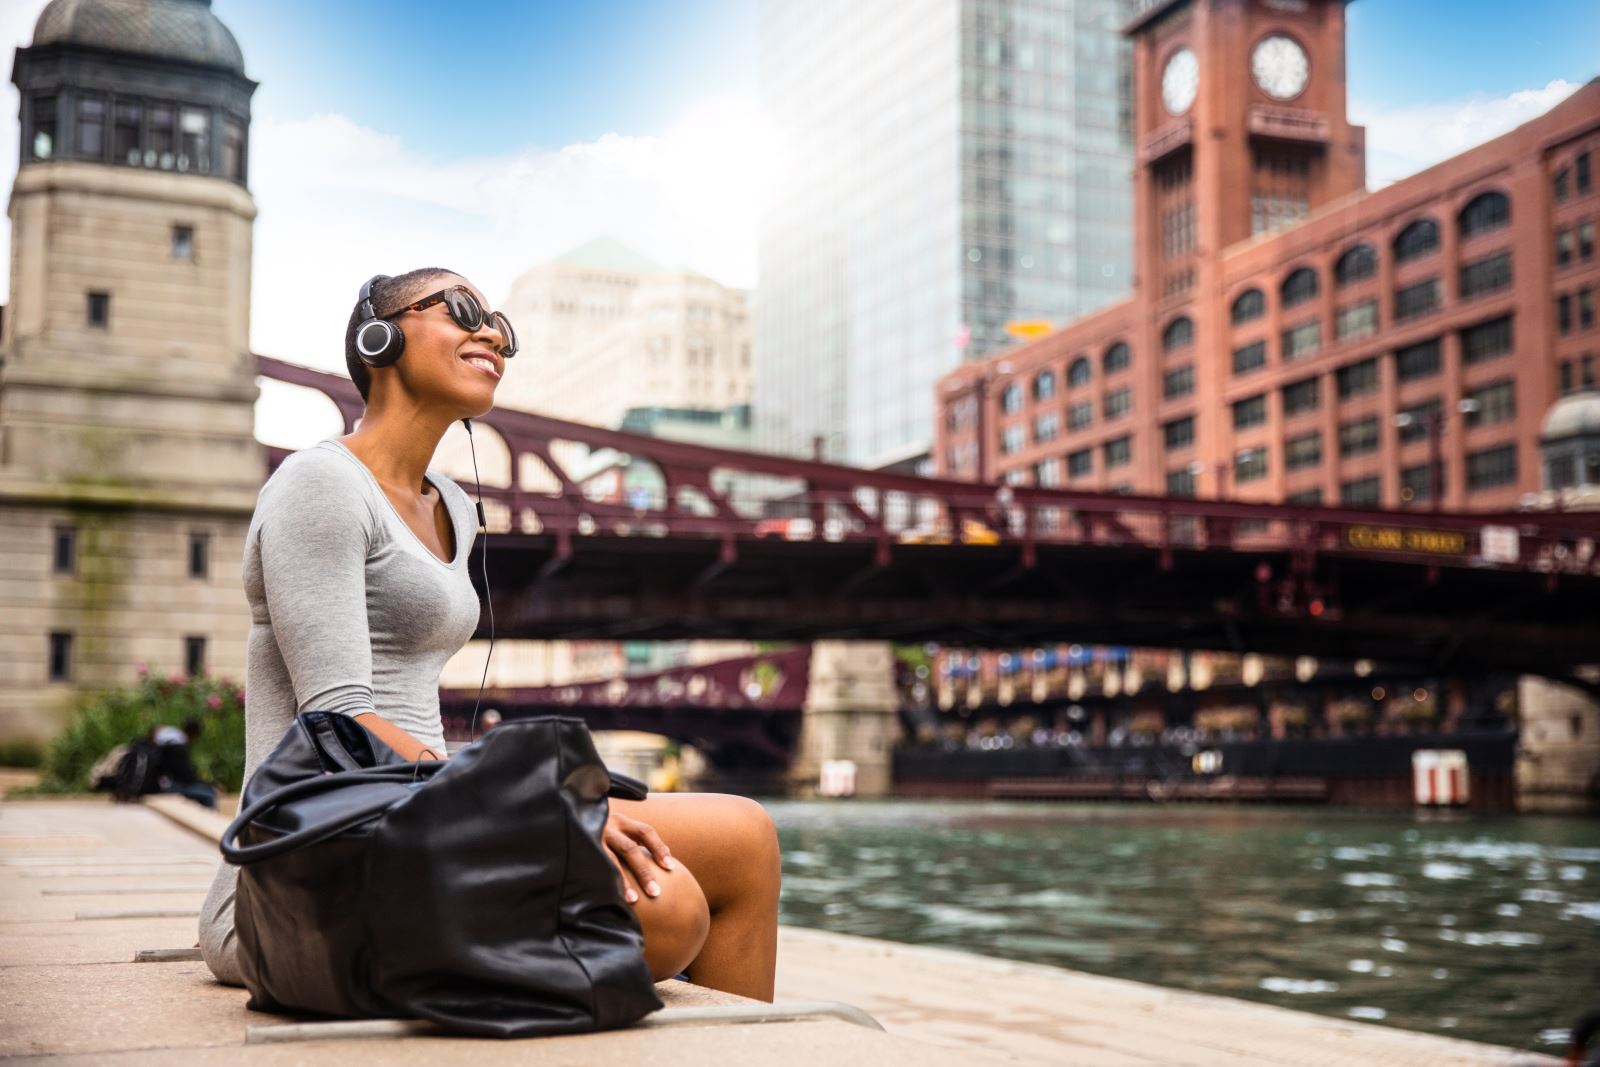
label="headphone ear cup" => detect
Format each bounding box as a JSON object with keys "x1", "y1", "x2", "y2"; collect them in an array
[{"x1": 355, "y1": 318, "x2": 404, "y2": 367}]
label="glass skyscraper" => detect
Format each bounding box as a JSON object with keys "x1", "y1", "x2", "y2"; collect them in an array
[{"x1": 756, "y1": 0, "x2": 1135, "y2": 466}]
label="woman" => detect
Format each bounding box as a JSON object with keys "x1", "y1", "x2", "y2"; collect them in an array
[{"x1": 200, "y1": 268, "x2": 781, "y2": 1001}]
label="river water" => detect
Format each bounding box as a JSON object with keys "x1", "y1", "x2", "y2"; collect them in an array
[{"x1": 767, "y1": 800, "x2": 1600, "y2": 1053}]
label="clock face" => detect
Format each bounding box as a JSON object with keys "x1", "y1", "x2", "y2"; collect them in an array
[
  {"x1": 1161, "y1": 48, "x2": 1198, "y2": 115},
  {"x1": 1251, "y1": 35, "x2": 1309, "y2": 100}
]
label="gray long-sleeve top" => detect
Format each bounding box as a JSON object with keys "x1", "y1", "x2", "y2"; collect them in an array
[{"x1": 199, "y1": 438, "x2": 483, "y2": 985}]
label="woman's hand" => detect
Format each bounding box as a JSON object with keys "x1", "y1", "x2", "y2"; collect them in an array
[{"x1": 604, "y1": 809, "x2": 676, "y2": 904}]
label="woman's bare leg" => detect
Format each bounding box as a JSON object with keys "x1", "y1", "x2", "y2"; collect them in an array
[{"x1": 612, "y1": 793, "x2": 781, "y2": 1001}]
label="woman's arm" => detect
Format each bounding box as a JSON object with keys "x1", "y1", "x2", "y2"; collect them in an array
[{"x1": 355, "y1": 712, "x2": 443, "y2": 761}]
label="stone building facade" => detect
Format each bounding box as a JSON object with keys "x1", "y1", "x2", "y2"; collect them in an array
[{"x1": 0, "y1": 0, "x2": 259, "y2": 741}]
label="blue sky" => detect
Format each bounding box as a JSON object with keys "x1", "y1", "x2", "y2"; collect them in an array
[{"x1": 0, "y1": 0, "x2": 1595, "y2": 431}]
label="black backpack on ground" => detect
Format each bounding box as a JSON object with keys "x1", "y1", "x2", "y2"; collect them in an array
[{"x1": 111, "y1": 740, "x2": 163, "y2": 801}]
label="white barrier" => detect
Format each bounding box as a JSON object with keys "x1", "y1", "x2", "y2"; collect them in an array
[
  {"x1": 819, "y1": 759, "x2": 859, "y2": 798},
  {"x1": 1412, "y1": 749, "x2": 1470, "y2": 806}
]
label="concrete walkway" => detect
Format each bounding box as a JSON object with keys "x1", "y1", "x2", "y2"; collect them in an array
[{"x1": 0, "y1": 797, "x2": 1558, "y2": 1066}]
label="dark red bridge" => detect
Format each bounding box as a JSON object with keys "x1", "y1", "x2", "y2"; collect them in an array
[{"x1": 260, "y1": 356, "x2": 1600, "y2": 677}]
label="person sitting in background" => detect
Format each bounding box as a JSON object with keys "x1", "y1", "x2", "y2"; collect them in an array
[{"x1": 151, "y1": 718, "x2": 217, "y2": 809}]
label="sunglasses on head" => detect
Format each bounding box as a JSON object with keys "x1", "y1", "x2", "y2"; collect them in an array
[{"x1": 390, "y1": 286, "x2": 519, "y2": 359}]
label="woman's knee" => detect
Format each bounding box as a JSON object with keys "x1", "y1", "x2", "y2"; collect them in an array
[
  {"x1": 633, "y1": 863, "x2": 710, "y2": 981},
  {"x1": 718, "y1": 794, "x2": 782, "y2": 880}
]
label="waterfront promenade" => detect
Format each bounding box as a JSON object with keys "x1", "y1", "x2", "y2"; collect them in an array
[{"x1": 0, "y1": 795, "x2": 1558, "y2": 1066}]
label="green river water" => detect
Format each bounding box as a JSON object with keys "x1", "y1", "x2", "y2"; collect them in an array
[{"x1": 767, "y1": 800, "x2": 1600, "y2": 1054}]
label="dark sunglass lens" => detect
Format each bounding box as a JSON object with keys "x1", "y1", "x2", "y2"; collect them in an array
[
  {"x1": 493, "y1": 312, "x2": 518, "y2": 357},
  {"x1": 445, "y1": 289, "x2": 484, "y2": 331}
]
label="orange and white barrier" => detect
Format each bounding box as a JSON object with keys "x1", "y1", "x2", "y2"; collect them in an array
[{"x1": 1412, "y1": 749, "x2": 1470, "y2": 806}]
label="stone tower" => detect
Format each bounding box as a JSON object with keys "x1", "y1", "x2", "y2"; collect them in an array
[{"x1": 0, "y1": 0, "x2": 260, "y2": 741}]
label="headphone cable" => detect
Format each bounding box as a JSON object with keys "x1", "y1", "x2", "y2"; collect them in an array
[{"x1": 464, "y1": 418, "x2": 494, "y2": 742}]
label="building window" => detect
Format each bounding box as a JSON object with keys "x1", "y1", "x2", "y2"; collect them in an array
[
  {"x1": 76, "y1": 96, "x2": 106, "y2": 159},
  {"x1": 172, "y1": 225, "x2": 195, "y2": 261},
  {"x1": 1102, "y1": 342, "x2": 1130, "y2": 374},
  {"x1": 1282, "y1": 377, "x2": 1321, "y2": 417},
  {"x1": 1163, "y1": 364, "x2": 1194, "y2": 400},
  {"x1": 1251, "y1": 193, "x2": 1308, "y2": 235},
  {"x1": 1067, "y1": 401, "x2": 1093, "y2": 431},
  {"x1": 1000, "y1": 383, "x2": 1023, "y2": 413},
  {"x1": 1032, "y1": 371, "x2": 1057, "y2": 402},
  {"x1": 1231, "y1": 289, "x2": 1265, "y2": 325},
  {"x1": 1067, "y1": 449, "x2": 1093, "y2": 478},
  {"x1": 1466, "y1": 444, "x2": 1518, "y2": 490},
  {"x1": 1583, "y1": 289, "x2": 1596, "y2": 330},
  {"x1": 1394, "y1": 218, "x2": 1440, "y2": 263},
  {"x1": 1034, "y1": 459, "x2": 1061, "y2": 487},
  {"x1": 86, "y1": 291, "x2": 110, "y2": 328},
  {"x1": 1339, "y1": 416, "x2": 1380, "y2": 457},
  {"x1": 149, "y1": 105, "x2": 175, "y2": 167},
  {"x1": 1558, "y1": 228, "x2": 1577, "y2": 267},
  {"x1": 1397, "y1": 398, "x2": 1442, "y2": 442},
  {"x1": 113, "y1": 101, "x2": 141, "y2": 163},
  {"x1": 1000, "y1": 425, "x2": 1025, "y2": 455},
  {"x1": 223, "y1": 119, "x2": 247, "y2": 181},
  {"x1": 1581, "y1": 222, "x2": 1597, "y2": 262},
  {"x1": 1282, "y1": 320, "x2": 1321, "y2": 361},
  {"x1": 1395, "y1": 338, "x2": 1442, "y2": 382},
  {"x1": 1335, "y1": 244, "x2": 1377, "y2": 286},
  {"x1": 1166, "y1": 468, "x2": 1197, "y2": 497},
  {"x1": 188, "y1": 531, "x2": 210, "y2": 578},
  {"x1": 1459, "y1": 251, "x2": 1512, "y2": 299},
  {"x1": 1464, "y1": 380, "x2": 1515, "y2": 428},
  {"x1": 29, "y1": 94, "x2": 57, "y2": 160},
  {"x1": 1033, "y1": 412, "x2": 1059, "y2": 444},
  {"x1": 1281, "y1": 267, "x2": 1319, "y2": 309},
  {"x1": 1579, "y1": 151, "x2": 1592, "y2": 194},
  {"x1": 1461, "y1": 316, "x2": 1513, "y2": 364},
  {"x1": 179, "y1": 108, "x2": 211, "y2": 173},
  {"x1": 1400, "y1": 464, "x2": 1435, "y2": 505},
  {"x1": 1336, "y1": 358, "x2": 1379, "y2": 399},
  {"x1": 1103, "y1": 436, "x2": 1132, "y2": 468},
  {"x1": 1335, "y1": 299, "x2": 1379, "y2": 343},
  {"x1": 1233, "y1": 394, "x2": 1267, "y2": 430},
  {"x1": 1560, "y1": 360, "x2": 1575, "y2": 395},
  {"x1": 1285, "y1": 432, "x2": 1322, "y2": 471},
  {"x1": 1286, "y1": 488, "x2": 1324, "y2": 505},
  {"x1": 1235, "y1": 447, "x2": 1269, "y2": 482},
  {"x1": 1458, "y1": 191, "x2": 1511, "y2": 238},
  {"x1": 1067, "y1": 357, "x2": 1091, "y2": 388},
  {"x1": 1558, "y1": 294, "x2": 1573, "y2": 334},
  {"x1": 1103, "y1": 387, "x2": 1132, "y2": 420},
  {"x1": 52, "y1": 526, "x2": 76, "y2": 575},
  {"x1": 1233, "y1": 340, "x2": 1267, "y2": 375},
  {"x1": 1162, "y1": 316, "x2": 1194, "y2": 353},
  {"x1": 1164, "y1": 416, "x2": 1195, "y2": 451},
  {"x1": 1394, "y1": 277, "x2": 1440, "y2": 321},
  {"x1": 185, "y1": 636, "x2": 207, "y2": 678},
  {"x1": 1556, "y1": 167, "x2": 1571, "y2": 202},
  {"x1": 48, "y1": 632, "x2": 73, "y2": 682},
  {"x1": 1341, "y1": 475, "x2": 1381, "y2": 506}
]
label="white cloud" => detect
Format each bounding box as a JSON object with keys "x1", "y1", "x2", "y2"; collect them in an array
[{"x1": 1351, "y1": 80, "x2": 1581, "y2": 188}]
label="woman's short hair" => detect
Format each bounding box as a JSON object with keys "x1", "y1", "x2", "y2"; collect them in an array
[{"x1": 343, "y1": 267, "x2": 459, "y2": 402}]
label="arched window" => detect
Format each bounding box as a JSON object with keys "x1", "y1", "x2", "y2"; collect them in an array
[
  {"x1": 1102, "y1": 342, "x2": 1131, "y2": 374},
  {"x1": 1162, "y1": 317, "x2": 1194, "y2": 353},
  {"x1": 1032, "y1": 370, "x2": 1057, "y2": 402},
  {"x1": 1000, "y1": 382, "x2": 1023, "y2": 413},
  {"x1": 1231, "y1": 289, "x2": 1265, "y2": 325},
  {"x1": 1281, "y1": 267, "x2": 1319, "y2": 308},
  {"x1": 1394, "y1": 218, "x2": 1440, "y2": 264},
  {"x1": 1458, "y1": 190, "x2": 1510, "y2": 239},
  {"x1": 1067, "y1": 356, "x2": 1091, "y2": 388},
  {"x1": 1335, "y1": 243, "x2": 1377, "y2": 286}
]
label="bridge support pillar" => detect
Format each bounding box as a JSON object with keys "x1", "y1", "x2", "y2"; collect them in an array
[
  {"x1": 1516, "y1": 673, "x2": 1600, "y2": 814},
  {"x1": 792, "y1": 641, "x2": 900, "y2": 798}
]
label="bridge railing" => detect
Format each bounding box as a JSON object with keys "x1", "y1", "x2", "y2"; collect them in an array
[{"x1": 257, "y1": 354, "x2": 1600, "y2": 578}]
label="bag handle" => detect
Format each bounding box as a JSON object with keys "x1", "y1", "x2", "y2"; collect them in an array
[{"x1": 220, "y1": 763, "x2": 444, "y2": 866}]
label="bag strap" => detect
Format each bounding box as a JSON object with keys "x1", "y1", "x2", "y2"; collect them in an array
[{"x1": 220, "y1": 763, "x2": 445, "y2": 866}]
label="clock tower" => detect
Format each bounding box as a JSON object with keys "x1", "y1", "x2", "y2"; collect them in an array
[{"x1": 1128, "y1": 0, "x2": 1366, "y2": 299}]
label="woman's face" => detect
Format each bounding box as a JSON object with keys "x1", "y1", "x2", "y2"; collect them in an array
[{"x1": 389, "y1": 273, "x2": 508, "y2": 417}]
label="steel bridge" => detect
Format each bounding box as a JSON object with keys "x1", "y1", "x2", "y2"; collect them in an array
[{"x1": 259, "y1": 356, "x2": 1600, "y2": 678}]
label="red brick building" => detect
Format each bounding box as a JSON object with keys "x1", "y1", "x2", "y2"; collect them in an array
[{"x1": 936, "y1": 0, "x2": 1600, "y2": 511}]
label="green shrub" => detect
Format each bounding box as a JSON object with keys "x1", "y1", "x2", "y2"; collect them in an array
[
  {"x1": 0, "y1": 738, "x2": 45, "y2": 768},
  {"x1": 39, "y1": 666, "x2": 246, "y2": 793}
]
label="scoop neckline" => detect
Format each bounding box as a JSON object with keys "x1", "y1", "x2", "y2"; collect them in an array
[{"x1": 321, "y1": 439, "x2": 466, "y2": 569}]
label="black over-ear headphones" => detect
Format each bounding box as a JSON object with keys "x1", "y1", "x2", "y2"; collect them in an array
[{"x1": 355, "y1": 274, "x2": 406, "y2": 367}]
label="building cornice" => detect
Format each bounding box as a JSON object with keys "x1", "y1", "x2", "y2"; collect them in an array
[{"x1": 10, "y1": 160, "x2": 256, "y2": 219}]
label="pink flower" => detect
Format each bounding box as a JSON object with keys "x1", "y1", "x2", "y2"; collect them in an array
[
  {"x1": 206, "y1": 694, "x2": 223, "y2": 711},
  {"x1": 236, "y1": 687, "x2": 246, "y2": 704},
  {"x1": 135, "y1": 661, "x2": 149, "y2": 675},
  {"x1": 168, "y1": 672, "x2": 185, "y2": 684}
]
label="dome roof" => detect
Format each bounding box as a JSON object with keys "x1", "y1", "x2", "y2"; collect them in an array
[
  {"x1": 31, "y1": 0, "x2": 245, "y2": 75},
  {"x1": 1541, "y1": 390, "x2": 1600, "y2": 440}
]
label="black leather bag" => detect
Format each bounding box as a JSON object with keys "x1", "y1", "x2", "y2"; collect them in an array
[{"x1": 219, "y1": 711, "x2": 663, "y2": 1037}]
